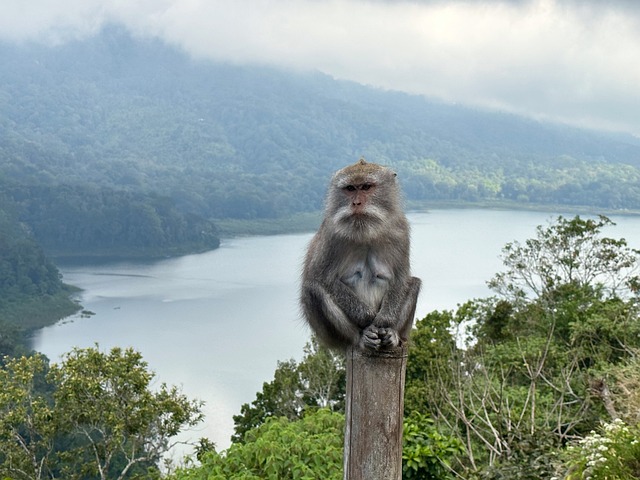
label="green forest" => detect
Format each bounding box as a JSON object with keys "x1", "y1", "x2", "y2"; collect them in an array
[
  {"x1": 2, "y1": 27, "x2": 640, "y2": 229},
  {"x1": 0, "y1": 203, "x2": 79, "y2": 336},
  {"x1": 6, "y1": 184, "x2": 220, "y2": 258},
  {"x1": 3, "y1": 216, "x2": 640, "y2": 479}
]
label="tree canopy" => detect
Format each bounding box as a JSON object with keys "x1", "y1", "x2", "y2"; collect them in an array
[
  {"x1": 171, "y1": 409, "x2": 345, "y2": 480},
  {"x1": 0, "y1": 346, "x2": 203, "y2": 480},
  {"x1": 403, "y1": 215, "x2": 640, "y2": 478}
]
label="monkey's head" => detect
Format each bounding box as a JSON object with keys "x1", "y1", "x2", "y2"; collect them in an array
[{"x1": 326, "y1": 158, "x2": 402, "y2": 242}]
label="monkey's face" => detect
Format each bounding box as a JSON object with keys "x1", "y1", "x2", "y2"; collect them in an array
[
  {"x1": 330, "y1": 177, "x2": 395, "y2": 241},
  {"x1": 326, "y1": 159, "x2": 401, "y2": 242},
  {"x1": 344, "y1": 182, "x2": 375, "y2": 216}
]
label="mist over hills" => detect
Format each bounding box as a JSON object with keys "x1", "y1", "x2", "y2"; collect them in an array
[{"x1": 2, "y1": 26, "x2": 640, "y2": 237}]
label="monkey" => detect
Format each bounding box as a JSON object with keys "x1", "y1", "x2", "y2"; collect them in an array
[{"x1": 300, "y1": 158, "x2": 421, "y2": 351}]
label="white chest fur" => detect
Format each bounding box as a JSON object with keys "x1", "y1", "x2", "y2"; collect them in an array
[{"x1": 339, "y1": 247, "x2": 392, "y2": 311}]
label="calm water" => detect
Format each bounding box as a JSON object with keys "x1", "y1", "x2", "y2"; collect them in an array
[{"x1": 31, "y1": 209, "x2": 640, "y2": 454}]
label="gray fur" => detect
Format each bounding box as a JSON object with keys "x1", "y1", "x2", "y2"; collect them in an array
[{"x1": 300, "y1": 159, "x2": 421, "y2": 351}]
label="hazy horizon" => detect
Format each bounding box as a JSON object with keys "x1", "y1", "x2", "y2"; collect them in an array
[{"x1": 1, "y1": 0, "x2": 639, "y2": 137}]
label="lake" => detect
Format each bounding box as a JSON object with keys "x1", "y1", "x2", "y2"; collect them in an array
[{"x1": 31, "y1": 208, "x2": 640, "y2": 455}]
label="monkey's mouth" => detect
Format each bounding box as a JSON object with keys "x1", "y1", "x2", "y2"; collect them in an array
[
  {"x1": 331, "y1": 208, "x2": 385, "y2": 242},
  {"x1": 336, "y1": 205, "x2": 385, "y2": 224},
  {"x1": 346, "y1": 212, "x2": 384, "y2": 232}
]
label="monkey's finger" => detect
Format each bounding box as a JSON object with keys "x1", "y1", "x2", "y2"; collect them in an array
[
  {"x1": 379, "y1": 329, "x2": 400, "y2": 348},
  {"x1": 360, "y1": 327, "x2": 382, "y2": 350}
]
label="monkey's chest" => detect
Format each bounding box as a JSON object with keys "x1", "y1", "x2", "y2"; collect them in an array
[{"x1": 339, "y1": 253, "x2": 392, "y2": 311}]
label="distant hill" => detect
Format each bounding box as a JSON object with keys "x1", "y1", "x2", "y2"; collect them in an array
[{"x1": 2, "y1": 25, "x2": 640, "y2": 233}]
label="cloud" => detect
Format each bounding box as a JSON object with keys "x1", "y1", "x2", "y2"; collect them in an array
[{"x1": 1, "y1": 0, "x2": 639, "y2": 135}]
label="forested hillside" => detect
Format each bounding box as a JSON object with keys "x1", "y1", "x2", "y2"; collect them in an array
[
  {"x1": 0, "y1": 200, "x2": 79, "y2": 337},
  {"x1": 2, "y1": 26, "x2": 640, "y2": 234},
  {"x1": 6, "y1": 184, "x2": 220, "y2": 258}
]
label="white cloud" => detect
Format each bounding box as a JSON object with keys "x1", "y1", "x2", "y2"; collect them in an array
[{"x1": 1, "y1": 0, "x2": 639, "y2": 135}]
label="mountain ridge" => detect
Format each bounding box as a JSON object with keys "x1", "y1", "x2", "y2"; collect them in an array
[{"x1": 2, "y1": 26, "x2": 640, "y2": 226}]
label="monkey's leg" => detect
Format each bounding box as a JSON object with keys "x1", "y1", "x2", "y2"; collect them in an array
[
  {"x1": 326, "y1": 279, "x2": 384, "y2": 350},
  {"x1": 374, "y1": 277, "x2": 422, "y2": 348},
  {"x1": 328, "y1": 279, "x2": 378, "y2": 328},
  {"x1": 396, "y1": 276, "x2": 422, "y2": 338}
]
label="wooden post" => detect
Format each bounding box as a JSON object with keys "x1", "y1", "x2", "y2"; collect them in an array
[{"x1": 343, "y1": 345, "x2": 408, "y2": 480}]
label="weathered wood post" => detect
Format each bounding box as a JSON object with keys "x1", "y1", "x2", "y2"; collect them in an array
[{"x1": 343, "y1": 344, "x2": 408, "y2": 480}]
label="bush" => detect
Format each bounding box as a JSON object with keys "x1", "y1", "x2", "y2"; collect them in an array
[{"x1": 561, "y1": 419, "x2": 640, "y2": 480}]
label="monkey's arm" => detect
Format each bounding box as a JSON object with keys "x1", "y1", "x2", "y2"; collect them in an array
[{"x1": 301, "y1": 279, "x2": 376, "y2": 349}]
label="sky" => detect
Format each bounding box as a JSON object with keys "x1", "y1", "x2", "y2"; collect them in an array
[{"x1": 1, "y1": 0, "x2": 640, "y2": 136}]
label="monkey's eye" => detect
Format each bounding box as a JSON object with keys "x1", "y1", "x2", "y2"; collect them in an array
[
  {"x1": 345, "y1": 185, "x2": 357, "y2": 192},
  {"x1": 361, "y1": 183, "x2": 373, "y2": 191}
]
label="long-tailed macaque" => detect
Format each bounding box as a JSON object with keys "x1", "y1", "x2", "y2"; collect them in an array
[{"x1": 300, "y1": 158, "x2": 421, "y2": 351}]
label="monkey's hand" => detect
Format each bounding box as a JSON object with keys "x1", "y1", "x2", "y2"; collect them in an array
[
  {"x1": 359, "y1": 325, "x2": 382, "y2": 350},
  {"x1": 358, "y1": 326, "x2": 401, "y2": 350},
  {"x1": 377, "y1": 327, "x2": 401, "y2": 349}
]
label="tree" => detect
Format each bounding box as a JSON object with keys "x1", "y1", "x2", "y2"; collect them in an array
[
  {"x1": 232, "y1": 337, "x2": 345, "y2": 443},
  {"x1": 0, "y1": 321, "x2": 29, "y2": 362},
  {"x1": 402, "y1": 413, "x2": 464, "y2": 480},
  {"x1": 416, "y1": 216, "x2": 640, "y2": 478},
  {"x1": 405, "y1": 310, "x2": 458, "y2": 416},
  {"x1": 232, "y1": 359, "x2": 302, "y2": 444},
  {"x1": 297, "y1": 339, "x2": 345, "y2": 411},
  {"x1": 0, "y1": 204, "x2": 79, "y2": 331},
  {"x1": 175, "y1": 410, "x2": 463, "y2": 480},
  {"x1": 0, "y1": 354, "x2": 56, "y2": 480},
  {"x1": 488, "y1": 215, "x2": 640, "y2": 303},
  {"x1": 171, "y1": 409, "x2": 344, "y2": 480},
  {"x1": 0, "y1": 346, "x2": 203, "y2": 480},
  {"x1": 50, "y1": 346, "x2": 203, "y2": 480}
]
